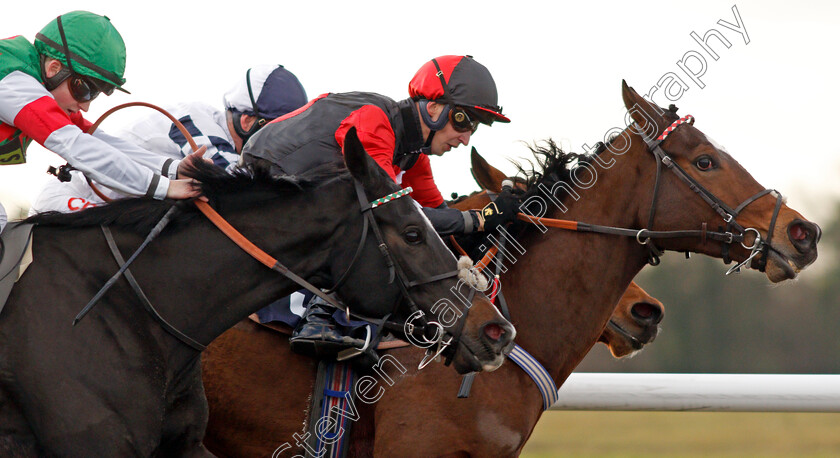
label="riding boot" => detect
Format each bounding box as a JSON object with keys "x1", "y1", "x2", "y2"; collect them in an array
[{"x1": 290, "y1": 297, "x2": 363, "y2": 358}]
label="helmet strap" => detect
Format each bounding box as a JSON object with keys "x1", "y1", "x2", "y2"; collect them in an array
[
  {"x1": 230, "y1": 111, "x2": 265, "y2": 144},
  {"x1": 431, "y1": 58, "x2": 454, "y2": 105},
  {"x1": 39, "y1": 54, "x2": 71, "y2": 91},
  {"x1": 230, "y1": 68, "x2": 269, "y2": 143},
  {"x1": 419, "y1": 100, "x2": 451, "y2": 131},
  {"x1": 421, "y1": 132, "x2": 434, "y2": 155}
]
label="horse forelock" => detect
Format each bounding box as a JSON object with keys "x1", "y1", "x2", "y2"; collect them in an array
[{"x1": 25, "y1": 161, "x2": 352, "y2": 234}]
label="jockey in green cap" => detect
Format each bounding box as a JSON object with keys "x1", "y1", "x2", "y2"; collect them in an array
[{"x1": 0, "y1": 11, "x2": 203, "y2": 232}]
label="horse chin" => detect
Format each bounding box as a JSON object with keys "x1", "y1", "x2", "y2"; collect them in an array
[
  {"x1": 762, "y1": 250, "x2": 801, "y2": 283},
  {"x1": 604, "y1": 321, "x2": 656, "y2": 358},
  {"x1": 449, "y1": 337, "x2": 506, "y2": 374},
  {"x1": 610, "y1": 345, "x2": 643, "y2": 359}
]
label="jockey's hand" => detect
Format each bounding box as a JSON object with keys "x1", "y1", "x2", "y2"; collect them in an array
[
  {"x1": 479, "y1": 187, "x2": 520, "y2": 233},
  {"x1": 177, "y1": 145, "x2": 212, "y2": 179},
  {"x1": 166, "y1": 178, "x2": 206, "y2": 201}
]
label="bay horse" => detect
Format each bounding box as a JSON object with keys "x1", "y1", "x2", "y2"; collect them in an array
[
  {"x1": 201, "y1": 81, "x2": 819, "y2": 457},
  {"x1": 0, "y1": 129, "x2": 514, "y2": 457}
]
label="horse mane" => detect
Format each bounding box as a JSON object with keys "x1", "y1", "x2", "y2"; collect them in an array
[
  {"x1": 513, "y1": 138, "x2": 591, "y2": 203},
  {"x1": 25, "y1": 160, "x2": 350, "y2": 234}
]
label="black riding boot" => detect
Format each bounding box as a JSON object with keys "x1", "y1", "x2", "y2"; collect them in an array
[{"x1": 290, "y1": 298, "x2": 362, "y2": 358}]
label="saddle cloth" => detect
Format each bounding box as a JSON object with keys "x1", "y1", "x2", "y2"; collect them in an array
[{"x1": 0, "y1": 222, "x2": 34, "y2": 316}]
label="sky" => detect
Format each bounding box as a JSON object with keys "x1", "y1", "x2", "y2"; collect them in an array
[{"x1": 1, "y1": 1, "x2": 838, "y2": 224}]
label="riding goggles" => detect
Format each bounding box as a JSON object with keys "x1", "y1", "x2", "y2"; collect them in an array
[
  {"x1": 67, "y1": 73, "x2": 115, "y2": 102},
  {"x1": 449, "y1": 106, "x2": 482, "y2": 133}
]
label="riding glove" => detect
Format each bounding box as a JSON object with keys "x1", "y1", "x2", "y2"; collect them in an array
[{"x1": 476, "y1": 188, "x2": 520, "y2": 233}]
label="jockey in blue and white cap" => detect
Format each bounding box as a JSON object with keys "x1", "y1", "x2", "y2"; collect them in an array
[
  {"x1": 223, "y1": 64, "x2": 308, "y2": 152},
  {"x1": 28, "y1": 64, "x2": 308, "y2": 215}
]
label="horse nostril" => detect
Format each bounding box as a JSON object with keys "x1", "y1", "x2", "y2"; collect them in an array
[
  {"x1": 483, "y1": 323, "x2": 505, "y2": 342},
  {"x1": 631, "y1": 302, "x2": 663, "y2": 325},
  {"x1": 788, "y1": 220, "x2": 820, "y2": 248},
  {"x1": 789, "y1": 223, "x2": 808, "y2": 241}
]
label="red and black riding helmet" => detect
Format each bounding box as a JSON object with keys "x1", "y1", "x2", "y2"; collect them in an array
[{"x1": 409, "y1": 55, "x2": 510, "y2": 127}]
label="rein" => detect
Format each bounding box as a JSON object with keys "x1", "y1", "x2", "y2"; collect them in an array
[
  {"x1": 75, "y1": 102, "x2": 470, "y2": 355},
  {"x1": 513, "y1": 113, "x2": 783, "y2": 272}
]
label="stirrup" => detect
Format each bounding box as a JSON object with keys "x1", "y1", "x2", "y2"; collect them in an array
[{"x1": 336, "y1": 325, "x2": 373, "y2": 361}]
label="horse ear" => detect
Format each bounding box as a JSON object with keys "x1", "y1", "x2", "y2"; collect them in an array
[
  {"x1": 470, "y1": 147, "x2": 507, "y2": 193},
  {"x1": 621, "y1": 80, "x2": 667, "y2": 140},
  {"x1": 343, "y1": 126, "x2": 382, "y2": 190}
]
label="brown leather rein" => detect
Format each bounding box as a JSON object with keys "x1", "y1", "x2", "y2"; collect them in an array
[
  {"x1": 501, "y1": 114, "x2": 781, "y2": 273},
  {"x1": 79, "y1": 103, "x2": 359, "y2": 316},
  {"x1": 76, "y1": 102, "x2": 469, "y2": 352}
]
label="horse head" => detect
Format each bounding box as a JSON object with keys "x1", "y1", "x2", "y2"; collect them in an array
[
  {"x1": 617, "y1": 81, "x2": 820, "y2": 281},
  {"x1": 331, "y1": 127, "x2": 515, "y2": 372}
]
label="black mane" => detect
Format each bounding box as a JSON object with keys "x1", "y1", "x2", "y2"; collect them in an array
[
  {"x1": 25, "y1": 160, "x2": 349, "y2": 234},
  {"x1": 513, "y1": 138, "x2": 591, "y2": 203}
]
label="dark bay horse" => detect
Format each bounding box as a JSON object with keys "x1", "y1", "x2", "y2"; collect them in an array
[
  {"x1": 0, "y1": 129, "x2": 513, "y2": 457},
  {"x1": 201, "y1": 81, "x2": 819, "y2": 457}
]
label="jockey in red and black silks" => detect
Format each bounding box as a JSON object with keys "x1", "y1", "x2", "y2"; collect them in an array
[
  {"x1": 243, "y1": 55, "x2": 513, "y2": 237},
  {"x1": 242, "y1": 55, "x2": 518, "y2": 357},
  {"x1": 243, "y1": 91, "x2": 471, "y2": 233}
]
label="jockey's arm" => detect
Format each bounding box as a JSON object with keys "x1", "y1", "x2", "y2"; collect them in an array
[
  {"x1": 0, "y1": 71, "x2": 177, "y2": 199},
  {"x1": 336, "y1": 105, "x2": 478, "y2": 237}
]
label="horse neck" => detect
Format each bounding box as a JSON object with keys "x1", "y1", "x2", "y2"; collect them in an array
[
  {"x1": 144, "y1": 183, "x2": 355, "y2": 362},
  {"x1": 502, "y1": 144, "x2": 653, "y2": 387}
]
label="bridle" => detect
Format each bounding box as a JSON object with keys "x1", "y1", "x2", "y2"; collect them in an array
[
  {"x1": 636, "y1": 110, "x2": 784, "y2": 273},
  {"x1": 517, "y1": 110, "x2": 784, "y2": 274},
  {"x1": 72, "y1": 103, "x2": 475, "y2": 357}
]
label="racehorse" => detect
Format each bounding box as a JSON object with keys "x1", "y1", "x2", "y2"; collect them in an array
[
  {"x1": 201, "y1": 81, "x2": 819, "y2": 457},
  {"x1": 347, "y1": 82, "x2": 820, "y2": 456},
  {"x1": 0, "y1": 129, "x2": 513, "y2": 457}
]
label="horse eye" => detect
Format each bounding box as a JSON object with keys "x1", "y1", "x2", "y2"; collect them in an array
[
  {"x1": 695, "y1": 156, "x2": 715, "y2": 171},
  {"x1": 403, "y1": 229, "x2": 423, "y2": 245}
]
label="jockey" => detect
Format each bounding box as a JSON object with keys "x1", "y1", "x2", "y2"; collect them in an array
[
  {"x1": 28, "y1": 64, "x2": 308, "y2": 214},
  {"x1": 0, "y1": 11, "x2": 202, "y2": 230},
  {"x1": 241, "y1": 55, "x2": 521, "y2": 357}
]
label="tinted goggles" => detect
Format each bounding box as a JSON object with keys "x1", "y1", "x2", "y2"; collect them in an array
[
  {"x1": 450, "y1": 106, "x2": 494, "y2": 133},
  {"x1": 68, "y1": 74, "x2": 115, "y2": 103}
]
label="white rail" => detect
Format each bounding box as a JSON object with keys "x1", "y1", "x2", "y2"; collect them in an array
[{"x1": 550, "y1": 373, "x2": 840, "y2": 412}]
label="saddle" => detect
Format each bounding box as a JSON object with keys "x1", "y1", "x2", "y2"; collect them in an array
[{"x1": 0, "y1": 222, "x2": 34, "y2": 316}]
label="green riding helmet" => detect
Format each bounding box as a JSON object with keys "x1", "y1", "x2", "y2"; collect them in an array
[{"x1": 34, "y1": 11, "x2": 128, "y2": 92}]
